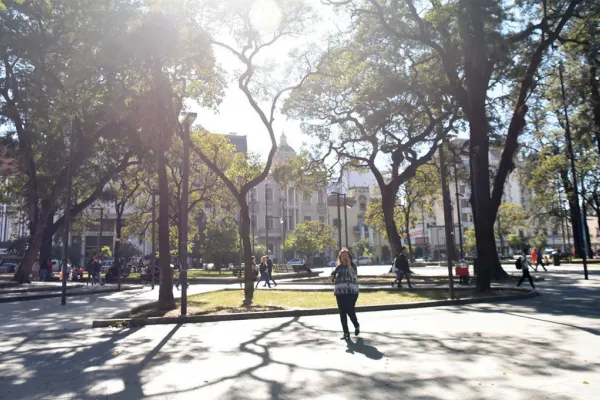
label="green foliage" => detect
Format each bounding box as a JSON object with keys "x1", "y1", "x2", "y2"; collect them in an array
[
  {"x1": 100, "y1": 246, "x2": 112, "y2": 260},
  {"x1": 530, "y1": 233, "x2": 548, "y2": 250},
  {"x1": 352, "y1": 238, "x2": 373, "y2": 257},
  {"x1": 272, "y1": 152, "x2": 328, "y2": 194},
  {"x1": 495, "y1": 203, "x2": 527, "y2": 237},
  {"x1": 283, "y1": 221, "x2": 337, "y2": 258},
  {"x1": 464, "y1": 227, "x2": 477, "y2": 257},
  {"x1": 200, "y1": 218, "x2": 240, "y2": 268},
  {"x1": 508, "y1": 234, "x2": 523, "y2": 252}
]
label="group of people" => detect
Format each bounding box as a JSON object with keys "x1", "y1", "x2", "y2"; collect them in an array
[
  {"x1": 30, "y1": 259, "x2": 57, "y2": 282},
  {"x1": 253, "y1": 255, "x2": 277, "y2": 288},
  {"x1": 85, "y1": 256, "x2": 104, "y2": 286}
]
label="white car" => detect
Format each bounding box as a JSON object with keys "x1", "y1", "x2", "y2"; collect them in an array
[
  {"x1": 287, "y1": 258, "x2": 306, "y2": 272},
  {"x1": 357, "y1": 256, "x2": 372, "y2": 265}
]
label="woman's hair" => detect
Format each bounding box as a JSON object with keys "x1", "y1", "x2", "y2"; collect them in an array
[
  {"x1": 337, "y1": 248, "x2": 357, "y2": 278},
  {"x1": 261, "y1": 255, "x2": 268, "y2": 263}
]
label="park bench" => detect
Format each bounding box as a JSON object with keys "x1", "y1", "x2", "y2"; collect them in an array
[{"x1": 273, "y1": 264, "x2": 294, "y2": 273}]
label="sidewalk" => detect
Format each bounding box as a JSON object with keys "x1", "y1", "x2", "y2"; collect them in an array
[
  {"x1": 0, "y1": 283, "x2": 228, "y2": 334},
  {"x1": 0, "y1": 268, "x2": 597, "y2": 399}
]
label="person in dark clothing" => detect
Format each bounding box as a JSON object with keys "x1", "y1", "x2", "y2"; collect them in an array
[
  {"x1": 330, "y1": 248, "x2": 359, "y2": 340},
  {"x1": 266, "y1": 256, "x2": 277, "y2": 287},
  {"x1": 39, "y1": 259, "x2": 48, "y2": 282},
  {"x1": 534, "y1": 248, "x2": 548, "y2": 272},
  {"x1": 392, "y1": 247, "x2": 412, "y2": 288},
  {"x1": 92, "y1": 257, "x2": 104, "y2": 285},
  {"x1": 517, "y1": 251, "x2": 535, "y2": 289},
  {"x1": 256, "y1": 256, "x2": 271, "y2": 289}
]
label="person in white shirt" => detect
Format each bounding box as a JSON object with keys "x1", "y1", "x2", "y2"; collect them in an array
[{"x1": 517, "y1": 249, "x2": 535, "y2": 289}]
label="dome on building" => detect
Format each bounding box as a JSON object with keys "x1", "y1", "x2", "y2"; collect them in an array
[{"x1": 278, "y1": 133, "x2": 296, "y2": 154}]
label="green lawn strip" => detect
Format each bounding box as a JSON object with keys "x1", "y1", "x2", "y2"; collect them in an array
[
  {"x1": 287, "y1": 275, "x2": 535, "y2": 285},
  {"x1": 126, "y1": 288, "x2": 515, "y2": 319}
]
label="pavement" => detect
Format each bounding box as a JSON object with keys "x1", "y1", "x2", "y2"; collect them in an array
[{"x1": 0, "y1": 265, "x2": 598, "y2": 399}]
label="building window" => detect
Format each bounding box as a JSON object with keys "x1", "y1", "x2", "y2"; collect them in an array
[
  {"x1": 304, "y1": 216, "x2": 312, "y2": 222},
  {"x1": 251, "y1": 215, "x2": 257, "y2": 230},
  {"x1": 318, "y1": 191, "x2": 324, "y2": 205},
  {"x1": 304, "y1": 192, "x2": 312, "y2": 202},
  {"x1": 265, "y1": 187, "x2": 273, "y2": 202},
  {"x1": 250, "y1": 189, "x2": 257, "y2": 202},
  {"x1": 333, "y1": 218, "x2": 341, "y2": 228},
  {"x1": 360, "y1": 202, "x2": 366, "y2": 211},
  {"x1": 319, "y1": 216, "x2": 325, "y2": 223},
  {"x1": 288, "y1": 188, "x2": 294, "y2": 204},
  {"x1": 266, "y1": 216, "x2": 274, "y2": 230},
  {"x1": 460, "y1": 199, "x2": 469, "y2": 208},
  {"x1": 459, "y1": 185, "x2": 466, "y2": 194}
]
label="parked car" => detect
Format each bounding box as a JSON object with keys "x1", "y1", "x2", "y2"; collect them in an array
[
  {"x1": 356, "y1": 256, "x2": 372, "y2": 265},
  {"x1": 101, "y1": 260, "x2": 114, "y2": 272},
  {"x1": 287, "y1": 258, "x2": 306, "y2": 272},
  {"x1": 0, "y1": 263, "x2": 16, "y2": 274}
]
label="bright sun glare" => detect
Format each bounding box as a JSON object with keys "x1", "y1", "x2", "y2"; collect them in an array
[{"x1": 249, "y1": 0, "x2": 282, "y2": 34}]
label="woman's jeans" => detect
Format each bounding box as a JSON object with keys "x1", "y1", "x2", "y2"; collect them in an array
[{"x1": 335, "y1": 293, "x2": 359, "y2": 333}]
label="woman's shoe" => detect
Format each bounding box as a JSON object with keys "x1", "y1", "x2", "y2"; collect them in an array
[
  {"x1": 341, "y1": 332, "x2": 350, "y2": 340},
  {"x1": 355, "y1": 325, "x2": 360, "y2": 336}
]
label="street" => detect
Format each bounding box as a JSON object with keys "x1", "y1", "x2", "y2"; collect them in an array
[{"x1": 0, "y1": 265, "x2": 598, "y2": 399}]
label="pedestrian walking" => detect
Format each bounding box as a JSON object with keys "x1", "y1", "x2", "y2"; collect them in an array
[
  {"x1": 32, "y1": 259, "x2": 40, "y2": 282},
  {"x1": 330, "y1": 248, "x2": 359, "y2": 340},
  {"x1": 255, "y1": 256, "x2": 271, "y2": 289},
  {"x1": 86, "y1": 258, "x2": 95, "y2": 286},
  {"x1": 92, "y1": 257, "x2": 104, "y2": 286},
  {"x1": 391, "y1": 247, "x2": 412, "y2": 288},
  {"x1": 516, "y1": 250, "x2": 535, "y2": 289},
  {"x1": 530, "y1": 248, "x2": 538, "y2": 270},
  {"x1": 535, "y1": 248, "x2": 548, "y2": 272},
  {"x1": 267, "y1": 255, "x2": 277, "y2": 287}
]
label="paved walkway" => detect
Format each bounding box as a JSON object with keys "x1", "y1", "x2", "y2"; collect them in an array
[{"x1": 0, "y1": 265, "x2": 598, "y2": 399}]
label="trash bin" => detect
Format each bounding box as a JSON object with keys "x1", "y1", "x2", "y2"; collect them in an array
[{"x1": 553, "y1": 252, "x2": 560, "y2": 266}]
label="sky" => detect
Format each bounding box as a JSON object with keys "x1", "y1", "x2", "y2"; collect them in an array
[{"x1": 194, "y1": 0, "x2": 342, "y2": 157}]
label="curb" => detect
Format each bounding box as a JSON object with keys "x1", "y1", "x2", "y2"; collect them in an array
[
  {"x1": 0, "y1": 285, "x2": 143, "y2": 303},
  {"x1": 92, "y1": 288, "x2": 539, "y2": 329}
]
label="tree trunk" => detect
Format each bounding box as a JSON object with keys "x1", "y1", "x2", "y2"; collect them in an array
[
  {"x1": 405, "y1": 218, "x2": 413, "y2": 261},
  {"x1": 157, "y1": 151, "x2": 175, "y2": 311},
  {"x1": 381, "y1": 188, "x2": 402, "y2": 254},
  {"x1": 582, "y1": 199, "x2": 592, "y2": 258},
  {"x1": 39, "y1": 210, "x2": 55, "y2": 263},
  {"x1": 239, "y1": 199, "x2": 254, "y2": 305},
  {"x1": 13, "y1": 203, "x2": 52, "y2": 283},
  {"x1": 469, "y1": 114, "x2": 506, "y2": 291},
  {"x1": 561, "y1": 170, "x2": 584, "y2": 257}
]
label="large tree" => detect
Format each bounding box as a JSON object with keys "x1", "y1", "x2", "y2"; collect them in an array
[
  {"x1": 284, "y1": 25, "x2": 456, "y2": 258},
  {"x1": 323, "y1": 0, "x2": 587, "y2": 291},
  {"x1": 191, "y1": 0, "x2": 322, "y2": 305},
  {"x1": 283, "y1": 221, "x2": 337, "y2": 261},
  {"x1": 1, "y1": 0, "x2": 143, "y2": 282}
]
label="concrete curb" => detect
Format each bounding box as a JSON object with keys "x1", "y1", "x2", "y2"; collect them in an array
[
  {"x1": 92, "y1": 288, "x2": 539, "y2": 329},
  {"x1": 0, "y1": 285, "x2": 143, "y2": 303}
]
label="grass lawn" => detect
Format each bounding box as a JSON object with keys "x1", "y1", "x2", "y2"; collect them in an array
[
  {"x1": 127, "y1": 288, "x2": 506, "y2": 319},
  {"x1": 289, "y1": 274, "x2": 529, "y2": 285}
]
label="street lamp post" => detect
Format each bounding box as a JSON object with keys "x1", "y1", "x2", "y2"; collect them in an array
[
  {"x1": 61, "y1": 119, "x2": 77, "y2": 306},
  {"x1": 151, "y1": 191, "x2": 156, "y2": 290},
  {"x1": 180, "y1": 112, "x2": 197, "y2": 316},
  {"x1": 439, "y1": 141, "x2": 456, "y2": 299},
  {"x1": 280, "y1": 197, "x2": 286, "y2": 263},
  {"x1": 331, "y1": 192, "x2": 342, "y2": 251},
  {"x1": 559, "y1": 61, "x2": 589, "y2": 280},
  {"x1": 91, "y1": 207, "x2": 104, "y2": 258},
  {"x1": 265, "y1": 184, "x2": 270, "y2": 257},
  {"x1": 452, "y1": 145, "x2": 465, "y2": 259}
]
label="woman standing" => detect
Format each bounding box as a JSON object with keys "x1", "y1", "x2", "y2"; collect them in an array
[
  {"x1": 256, "y1": 256, "x2": 271, "y2": 289},
  {"x1": 330, "y1": 248, "x2": 359, "y2": 340}
]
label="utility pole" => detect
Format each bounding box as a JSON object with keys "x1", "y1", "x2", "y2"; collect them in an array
[
  {"x1": 61, "y1": 119, "x2": 76, "y2": 306},
  {"x1": 559, "y1": 61, "x2": 588, "y2": 279},
  {"x1": 343, "y1": 194, "x2": 349, "y2": 248},
  {"x1": 439, "y1": 141, "x2": 456, "y2": 299}
]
